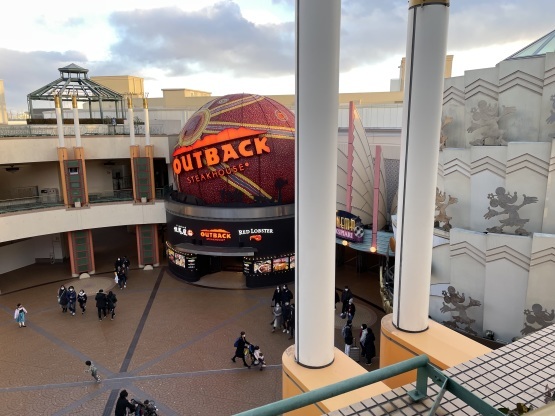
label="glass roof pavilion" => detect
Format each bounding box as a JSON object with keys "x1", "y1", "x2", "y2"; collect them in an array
[
  {"x1": 27, "y1": 63, "x2": 124, "y2": 120},
  {"x1": 506, "y1": 28, "x2": 555, "y2": 60}
]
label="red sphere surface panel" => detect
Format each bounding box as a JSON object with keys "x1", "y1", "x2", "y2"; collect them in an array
[{"x1": 173, "y1": 94, "x2": 295, "y2": 206}]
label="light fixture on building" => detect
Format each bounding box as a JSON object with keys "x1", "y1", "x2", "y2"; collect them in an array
[
  {"x1": 5, "y1": 165, "x2": 19, "y2": 173},
  {"x1": 342, "y1": 240, "x2": 348, "y2": 246},
  {"x1": 370, "y1": 246, "x2": 377, "y2": 253}
]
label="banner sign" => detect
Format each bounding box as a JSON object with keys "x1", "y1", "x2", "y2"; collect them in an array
[
  {"x1": 167, "y1": 212, "x2": 294, "y2": 256},
  {"x1": 336, "y1": 210, "x2": 364, "y2": 243}
]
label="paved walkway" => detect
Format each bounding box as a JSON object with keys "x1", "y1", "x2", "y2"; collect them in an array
[{"x1": 0, "y1": 245, "x2": 384, "y2": 415}]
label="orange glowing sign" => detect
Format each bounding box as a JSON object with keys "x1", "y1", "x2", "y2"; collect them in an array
[
  {"x1": 172, "y1": 127, "x2": 270, "y2": 175},
  {"x1": 200, "y1": 228, "x2": 232, "y2": 242}
]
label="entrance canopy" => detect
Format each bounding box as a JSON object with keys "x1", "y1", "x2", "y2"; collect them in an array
[{"x1": 27, "y1": 63, "x2": 124, "y2": 120}]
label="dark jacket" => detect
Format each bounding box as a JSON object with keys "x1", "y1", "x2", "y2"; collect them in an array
[
  {"x1": 115, "y1": 397, "x2": 135, "y2": 416},
  {"x1": 78, "y1": 292, "x2": 87, "y2": 305},
  {"x1": 67, "y1": 289, "x2": 77, "y2": 304},
  {"x1": 271, "y1": 289, "x2": 281, "y2": 306},
  {"x1": 341, "y1": 289, "x2": 353, "y2": 304},
  {"x1": 59, "y1": 290, "x2": 69, "y2": 306},
  {"x1": 365, "y1": 329, "x2": 376, "y2": 358},
  {"x1": 95, "y1": 292, "x2": 107, "y2": 308},
  {"x1": 281, "y1": 289, "x2": 293, "y2": 304},
  {"x1": 107, "y1": 292, "x2": 118, "y2": 309},
  {"x1": 343, "y1": 324, "x2": 353, "y2": 345},
  {"x1": 234, "y1": 336, "x2": 249, "y2": 357}
]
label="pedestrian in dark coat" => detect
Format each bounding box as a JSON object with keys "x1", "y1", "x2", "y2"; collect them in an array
[
  {"x1": 282, "y1": 302, "x2": 292, "y2": 334},
  {"x1": 58, "y1": 285, "x2": 68, "y2": 313},
  {"x1": 77, "y1": 290, "x2": 87, "y2": 314},
  {"x1": 95, "y1": 289, "x2": 107, "y2": 321},
  {"x1": 346, "y1": 298, "x2": 356, "y2": 321},
  {"x1": 341, "y1": 286, "x2": 353, "y2": 315},
  {"x1": 342, "y1": 320, "x2": 354, "y2": 355},
  {"x1": 271, "y1": 286, "x2": 282, "y2": 306},
  {"x1": 67, "y1": 286, "x2": 77, "y2": 316},
  {"x1": 107, "y1": 290, "x2": 118, "y2": 320},
  {"x1": 360, "y1": 324, "x2": 376, "y2": 364},
  {"x1": 281, "y1": 284, "x2": 293, "y2": 305},
  {"x1": 115, "y1": 390, "x2": 135, "y2": 416},
  {"x1": 231, "y1": 331, "x2": 251, "y2": 368}
]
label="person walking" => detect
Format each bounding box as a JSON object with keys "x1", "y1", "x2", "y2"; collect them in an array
[
  {"x1": 67, "y1": 286, "x2": 77, "y2": 316},
  {"x1": 271, "y1": 286, "x2": 282, "y2": 307},
  {"x1": 58, "y1": 285, "x2": 68, "y2": 313},
  {"x1": 95, "y1": 289, "x2": 108, "y2": 321},
  {"x1": 77, "y1": 289, "x2": 88, "y2": 314},
  {"x1": 360, "y1": 324, "x2": 376, "y2": 365},
  {"x1": 117, "y1": 267, "x2": 127, "y2": 290},
  {"x1": 282, "y1": 302, "x2": 292, "y2": 334},
  {"x1": 281, "y1": 284, "x2": 293, "y2": 305},
  {"x1": 231, "y1": 331, "x2": 251, "y2": 369},
  {"x1": 288, "y1": 303, "x2": 295, "y2": 340},
  {"x1": 346, "y1": 298, "x2": 356, "y2": 321},
  {"x1": 107, "y1": 290, "x2": 118, "y2": 320},
  {"x1": 341, "y1": 286, "x2": 353, "y2": 316},
  {"x1": 14, "y1": 303, "x2": 27, "y2": 328},
  {"x1": 115, "y1": 389, "x2": 136, "y2": 416},
  {"x1": 84, "y1": 360, "x2": 101, "y2": 382},
  {"x1": 342, "y1": 319, "x2": 354, "y2": 356},
  {"x1": 271, "y1": 303, "x2": 283, "y2": 333}
]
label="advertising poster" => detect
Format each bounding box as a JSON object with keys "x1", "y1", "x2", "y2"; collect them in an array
[
  {"x1": 272, "y1": 257, "x2": 289, "y2": 271},
  {"x1": 243, "y1": 259, "x2": 252, "y2": 274},
  {"x1": 289, "y1": 255, "x2": 295, "y2": 269},
  {"x1": 254, "y1": 259, "x2": 271, "y2": 274}
]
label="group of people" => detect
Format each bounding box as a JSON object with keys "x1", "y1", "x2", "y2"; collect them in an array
[
  {"x1": 337, "y1": 285, "x2": 376, "y2": 365},
  {"x1": 342, "y1": 320, "x2": 376, "y2": 365},
  {"x1": 270, "y1": 285, "x2": 295, "y2": 339},
  {"x1": 231, "y1": 331, "x2": 267, "y2": 371},
  {"x1": 336, "y1": 285, "x2": 356, "y2": 321},
  {"x1": 114, "y1": 256, "x2": 131, "y2": 290},
  {"x1": 57, "y1": 285, "x2": 89, "y2": 316},
  {"x1": 57, "y1": 284, "x2": 118, "y2": 321}
]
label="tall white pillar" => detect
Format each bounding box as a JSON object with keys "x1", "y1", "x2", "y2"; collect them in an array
[
  {"x1": 143, "y1": 98, "x2": 150, "y2": 145},
  {"x1": 393, "y1": 0, "x2": 449, "y2": 332},
  {"x1": 295, "y1": 0, "x2": 341, "y2": 368},
  {"x1": 54, "y1": 95, "x2": 65, "y2": 147},
  {"x1": 128, "y1": 98, "x2": 135, "y2": 146},
  {"x1": 72, "y1": 96, "x2": 81, "y2": 147}
]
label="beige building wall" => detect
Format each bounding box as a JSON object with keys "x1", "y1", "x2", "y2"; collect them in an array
[
  {"x1": 91, "y1": 75, "x2": 145, "y2": 98},
  {"x1": 0, "y1": 80, "x2": 7, "y2": 124}
]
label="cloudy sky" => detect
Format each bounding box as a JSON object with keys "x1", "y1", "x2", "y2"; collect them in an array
[{"x1": 1, "y1": 0, "x2": 554, "y2": 113}]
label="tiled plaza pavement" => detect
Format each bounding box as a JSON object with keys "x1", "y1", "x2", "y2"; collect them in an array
[{"x1": 0, "y1": 260, "x2": 383, "y2": 415}]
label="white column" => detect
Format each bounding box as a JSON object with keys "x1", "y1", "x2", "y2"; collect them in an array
[
  {"x1": 128, "y1": 98, "x2": 135, "y2": 146},
  {"x1": 393, "y1": 0, "x2": 450, "y2": 332},
  {"x1": 143, "y1": 98, "x2": 150, "y2": 145},
  {"x1": 54, "y1": 95, "x2": 65, "y2": 147},
  {"x1": 72, "y1": 96, "x2": 81, "y2": 147},
  {"x1": 295, "y1": 0, "x2": 341, "y2": 367}
]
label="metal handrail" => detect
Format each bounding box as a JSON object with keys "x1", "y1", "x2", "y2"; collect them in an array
[{"x1": 233, "y1": 355, "x2": 504, "y2": 416}]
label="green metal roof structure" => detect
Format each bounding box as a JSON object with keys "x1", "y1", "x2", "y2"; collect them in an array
[
  {"x1": 27, "y1": 63, "x2": 124, "y2": 120},
  {"x1": 506, "y1": 29, "x2": 555, "y2": 60}
]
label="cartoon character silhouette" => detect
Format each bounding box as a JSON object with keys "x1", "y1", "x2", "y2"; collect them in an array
[
  {"x1": 435, "y1": 188, "x2": 458, "y2": 230},
  {"x1": 440, "y1": 286, "x2": 481, "y2": 336},
  {"x1": 467, "y1": 100, "x2": 515, "y2": 146},
  {"x1": 484, "y1": 187, "x2": 537, "y2": 235}
]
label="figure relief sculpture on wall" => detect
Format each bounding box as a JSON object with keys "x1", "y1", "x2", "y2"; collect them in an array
[
  {"x1": 440, "y1": 286, "x2": 481, "y2": 336},
  {"x1": 467, "y1": 100, "x2": 515, "y2": 146},
  {"x1": 520, "y1": 304, "x2": 554, "y2": 336},
  {"x1": 439, "y1": 115, "x2": 453, "y2": 151},
  {"x1": 546, "y1": 94, "x2": 555, "y2": 125},
  {"x1": 435, "y1": 187, "x2": 457, "y2": 231},
  {"x1": 483, "y1": 187, "x2": 537, "y2": 235}
]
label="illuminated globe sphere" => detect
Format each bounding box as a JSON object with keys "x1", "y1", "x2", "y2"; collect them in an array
[{"x1": 172, "y1": 94, "x2": 295, "y2": 206}]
